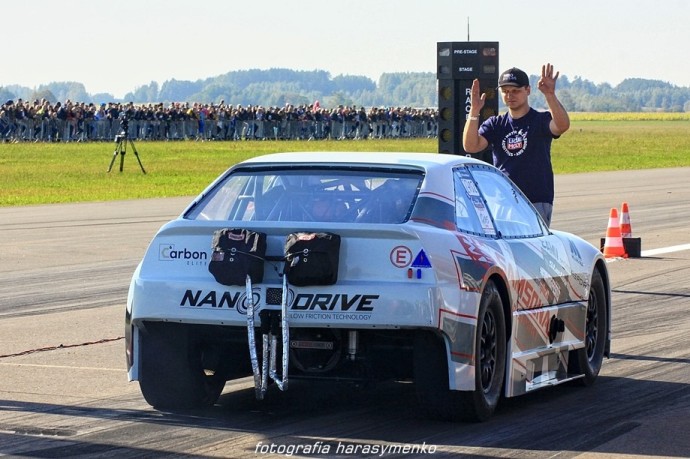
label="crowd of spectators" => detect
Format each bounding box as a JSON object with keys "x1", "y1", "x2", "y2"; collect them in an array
[{"x1": 1, "y1": 98, "x2": 438, "y2": 143}]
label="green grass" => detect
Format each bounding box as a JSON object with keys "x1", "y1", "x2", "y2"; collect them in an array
[
  {"x1": 553, "y1": 120, "x2": 690, "y2": 173},
  {"x1": 2, "y1": 118, "x2": 690, "y2": 206},
  {"x1": 0, "y1": 139, "x2": 434, "y2": 206}
]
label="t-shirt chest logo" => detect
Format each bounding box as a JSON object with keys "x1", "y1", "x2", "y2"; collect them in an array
[{"x1": 502, "y1": 128, "x2": 528, "y2": 157}]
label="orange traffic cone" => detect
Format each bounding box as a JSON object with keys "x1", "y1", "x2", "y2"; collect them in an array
[
  {"x1": 620, "y1": 202, "x2": 632, "y2": 238},
  {"x1": 603, "y1": 208, "x2": 628, "y2": 258}
]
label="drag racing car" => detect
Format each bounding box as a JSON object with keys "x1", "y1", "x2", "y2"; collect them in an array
[{"x1": 125, "y1": 152, "x2": 611, "y2": 422}]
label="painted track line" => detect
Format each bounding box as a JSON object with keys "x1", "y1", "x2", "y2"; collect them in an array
[
  {"x1": 604, "y1": 242, "x2": 690, "y2": 262},
  {"x1": 0, "y1": 362, "x2": 124, "y2": 371},
  {"x1": 641, "y1": 243, "x2": 690, "y2": 257}
]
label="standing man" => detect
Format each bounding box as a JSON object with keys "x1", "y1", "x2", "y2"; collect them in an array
[{"x1": 462, "y1": 64, "x2": 570, "y2": 226}]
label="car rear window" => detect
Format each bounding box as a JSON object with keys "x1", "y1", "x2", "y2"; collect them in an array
[{"x1": 185, "y1": 167, "x2": 423, "y2": 224}]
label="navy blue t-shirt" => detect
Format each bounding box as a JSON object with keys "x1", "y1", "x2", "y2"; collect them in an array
[{"x1": 478, "y1": 108, "x2": 557, "y2": 204}]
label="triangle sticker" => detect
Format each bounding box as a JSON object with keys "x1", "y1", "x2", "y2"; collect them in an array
[{"x1": 411, "y1": 249, "x2": 432, "y2": 268}]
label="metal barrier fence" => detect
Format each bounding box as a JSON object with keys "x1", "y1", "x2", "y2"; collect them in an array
[{"x1": 2, "y1": 112, "x2": 438, "y2": 142}]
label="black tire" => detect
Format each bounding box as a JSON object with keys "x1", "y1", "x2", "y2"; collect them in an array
[
  {"x1": 138, "y1": 322, "x2": 226, "y2": 410},
  {"x1": 569, "y1": 269, "x2": 607, "y2": 385},
  {"x1": 414, "y1": 280, "x2": 506, "y2": 422}
]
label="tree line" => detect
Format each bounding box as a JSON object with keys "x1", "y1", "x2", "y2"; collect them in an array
[{"x1": 2, "y1": 68, "x2": 690, "y2": 112}]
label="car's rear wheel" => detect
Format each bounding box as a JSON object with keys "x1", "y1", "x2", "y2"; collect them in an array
[
  {"x1": 569, "y1": 269, "x2": 607, "y2": 385},
  {"x1": 138, "y1": 322, "x2": 226, "y2": 410},
  {"x1": 414, "y1": 280, "x2": 506, "y2": 422}
]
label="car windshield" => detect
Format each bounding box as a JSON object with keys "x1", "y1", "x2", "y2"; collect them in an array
[{"x1": 184, "y1": 167, "x2": 423, "y2": 224}]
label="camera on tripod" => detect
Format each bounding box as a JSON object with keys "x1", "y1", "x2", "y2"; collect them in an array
[
  {"x1": 114, "y1": 114, "x2": 129, "y2": 142},
  {"x1": 108, "y1": 112, "x2": 146, "y2": 174}
]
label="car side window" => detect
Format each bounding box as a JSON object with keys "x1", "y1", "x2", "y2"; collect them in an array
[
  {"x1": 469, "y1": 167, "x2": 545, "y2": 238},
  {"x1": 453, "y1": 167, "x2": 496, "y2": 236}
]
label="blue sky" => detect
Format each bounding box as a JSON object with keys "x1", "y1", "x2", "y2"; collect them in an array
[{"x1": 4, "y1": 0, "x2": 690, "y2": 98}]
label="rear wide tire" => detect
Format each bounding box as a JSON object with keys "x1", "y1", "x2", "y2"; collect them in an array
[
  {"x1": 138, "y1": 322, "x2": 226, "y2": 410},
  {"x1": 414, "y1": 280, "x2": 506, "y2": 422}
]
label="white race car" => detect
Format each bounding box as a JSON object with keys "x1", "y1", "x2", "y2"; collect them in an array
[{"x1": 126, "y1": 152, "x2": 611, "y2": 421}]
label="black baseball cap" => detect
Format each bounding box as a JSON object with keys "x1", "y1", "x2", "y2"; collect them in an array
[{"x1": 498, "y1": 68, "x2": 529, "y2": 87}]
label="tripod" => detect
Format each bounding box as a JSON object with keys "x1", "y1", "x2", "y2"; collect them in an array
[{"x1": 107, "y1": 129, "x2": 146, "y2": 174}]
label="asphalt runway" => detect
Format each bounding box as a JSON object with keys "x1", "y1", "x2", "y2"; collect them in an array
[{"x1": 0, "y1": 167, "x2": 689, "y2": 458}]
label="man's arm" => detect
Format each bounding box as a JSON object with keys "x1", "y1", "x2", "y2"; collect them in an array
[
  {"x1": 462, "y1": 79, "x2": 489, "y2": 153},
  {"x1": 538, "y1": 63, "x2": 570, "y2": 136}
]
